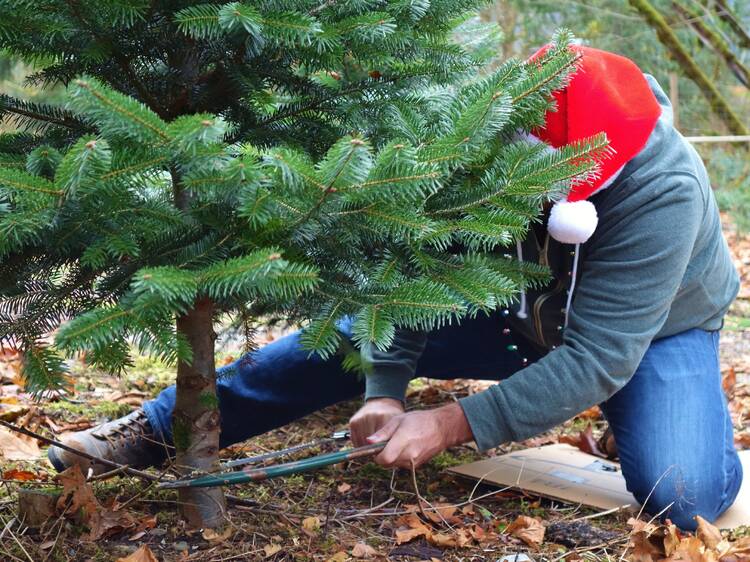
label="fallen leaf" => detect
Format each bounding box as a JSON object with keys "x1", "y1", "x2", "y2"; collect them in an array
[
  {"x1": 468, "y1": 524, "x2": 486, "y2": 542},
  {"x1": 116, "y1": 544, "x2": 160, "y2": 562},
  {"x1": 723, "y1": 367, "x2": 737, "y2": 398},
  {"x1": 576, "y1": 405, "x2": 602, "y2": 420},
  {"x1": 302, "y1": 516, "x2": 321, "y2": 536},
  {"x1": 395, "y1": 514, "x2": 432, "y2": 545},
  {"x1": 627, "y1": 518, "x2": 681, "y2": 562},
  {"x1": 2, "y1": 468, "x2": 38, "y2": 481},
  {"x1": 723, "y1": 536, "x2": 750, "y2": 558},
  {"x1": 559, "y1": 424, "x2": 607, "y2": 459},
  {"x1": 667, "y1": 536, "x2": 706, "y2": 562},
  {"x1": 264, "y1": 543, "x2": 282, "y2": 557},
  {"x1": 56, "y1": 465, "x2": 136, "y2": 541},
  {"x1": 135, "y1": 514, "x2": 158, "y2": 533},
  {"x1": 506, "y1": 515, "x2": 545, "y2": 548},
  {"x1": 735, "y1": 433, "x2": 750, "y2": 449},
  {"x1": 429, "y1": 528, "x2": 473, "y2": 549},
  {"x1": 420, "y1": 501, "x2": 461, "y2": 525},
  {"x1": 202, "y1": 526, "x2": 233, "y2": 544},
  {"x1": 337, "y1": 482, "x2": 352, "y2": 494},
  {"x1": 352, "y1": 542, "x2": 377, "y2": 559},
  {"x1": 328, "y1": 551, "x2": 348, "y2": 562},
  {"x1": 695, "y1": 516, "x2": 723, "y2": 550},
  {"x1": 0, "y1": 426, "x2": 40, "y2": 460}
]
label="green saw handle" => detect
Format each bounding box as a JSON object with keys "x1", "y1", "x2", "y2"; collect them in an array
[{"x1": 160, "y1": 441, "x2": 386, "y2": 489}]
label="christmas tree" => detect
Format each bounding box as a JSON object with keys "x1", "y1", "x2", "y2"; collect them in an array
[{"x1": 0, "y1": 1, "x2": 606, "y2": 528}]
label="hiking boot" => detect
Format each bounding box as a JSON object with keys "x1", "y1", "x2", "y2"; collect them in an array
[{"x1": 47, "y1": 408, "x2": 169, "y2": 475}]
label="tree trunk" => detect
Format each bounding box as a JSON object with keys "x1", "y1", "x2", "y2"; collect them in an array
[
  {"x1": 629, "y1": 0, "x2": 749, "y2": 135},
  {"x1": 712, "y1": 0, "x2": 750, "y2": 49},
  {"x1": 173, "y1": 297, "x2": 226, "y2": 529},
  {"x1": 673, "y1": 0, "x2": 749, "y2": 88}
]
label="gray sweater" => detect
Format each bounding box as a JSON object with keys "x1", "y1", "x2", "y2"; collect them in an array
[{"x1": 362, "y1": 77, "x2": 740, "y2": 451}]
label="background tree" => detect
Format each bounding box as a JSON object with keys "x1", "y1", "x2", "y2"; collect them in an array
[
  {"x1": 0, "y1": 1, "x2": 606, "y2": 530},
  {"x1": 479, "y1": 0, "x2": 750, "y2": 231},
  {"x1": 480, "y1": 0, "x2": 750, "y2": 136}
]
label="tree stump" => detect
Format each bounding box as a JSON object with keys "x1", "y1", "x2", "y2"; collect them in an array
[{"x1": 18, "y1": 488, "x2": 61, "y2": 528}]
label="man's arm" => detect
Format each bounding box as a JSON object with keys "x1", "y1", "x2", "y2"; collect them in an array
[
  {"x1": 349, "y1": 329, "x2": 428, "y2": 446},
  {"x1": 363, "y1": 329, "x2": 428, "y2": 402},
  {"x1": 460, "y1": 172, "x2": 706, "y2": 450}
]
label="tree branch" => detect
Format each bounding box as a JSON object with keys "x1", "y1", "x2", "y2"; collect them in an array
[{"x1": 629, "y1": 0, "x2": 749, "y2": 135}]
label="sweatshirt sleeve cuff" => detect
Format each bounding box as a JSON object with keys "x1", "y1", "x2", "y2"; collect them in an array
[
  {"x1": 459, "y1": 388, "x2": 515, "y2": 451},
  {"x1": 364, "y1": 371, "x2": 411, "y2": 402}
]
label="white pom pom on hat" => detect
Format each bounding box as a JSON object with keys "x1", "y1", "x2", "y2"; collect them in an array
[{"x1": 548, "y1": 199, "x2": 599, "y2": 244}]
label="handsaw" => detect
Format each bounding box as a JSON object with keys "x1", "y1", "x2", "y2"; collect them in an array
[
  {"x1": 220, "y1": 430, "x2": 351, "y2": 469},
  {"x1": 160, "y1": 440, "x2": 386, "y2": 489}
]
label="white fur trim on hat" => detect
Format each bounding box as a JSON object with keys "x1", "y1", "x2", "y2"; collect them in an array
[{"x1": 548, "y1": 199, "x2": 599, "y2": 244}]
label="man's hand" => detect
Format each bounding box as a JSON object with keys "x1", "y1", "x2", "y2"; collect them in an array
[
  {"x1": 349, "y1": 397, "x2": 404, "y2": 447},
  {"x1": 366, "y1": 402, "x2": 474, "y2": 469}
]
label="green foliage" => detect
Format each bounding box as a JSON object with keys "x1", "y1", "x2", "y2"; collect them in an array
[{"x1": 0, "y1": 1, "x2": 605, "y2": 395}]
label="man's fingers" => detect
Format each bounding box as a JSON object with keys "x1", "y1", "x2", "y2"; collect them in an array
[
  {"x1": 350, "y1": 422, "x2": 363, "y2": 447},
  {"x1": 375, "y1": 438, "x2": 403, "y2": 467},
  {"x1": 367, "y1": 416, "x2": 400, "y2": 444}
]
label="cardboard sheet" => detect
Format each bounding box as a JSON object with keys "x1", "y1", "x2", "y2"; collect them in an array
[{"x1": 448, "y1": 444, "x2": 750, "y2": 529}]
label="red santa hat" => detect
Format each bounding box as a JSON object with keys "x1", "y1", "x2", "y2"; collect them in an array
[{"x1": 529, "y1": 45, "x2": 662, "y2": 244}]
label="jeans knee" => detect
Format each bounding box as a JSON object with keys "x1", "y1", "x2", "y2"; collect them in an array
[{"x1": 630, "y1": 470, "x2": 736, "y2": 531}]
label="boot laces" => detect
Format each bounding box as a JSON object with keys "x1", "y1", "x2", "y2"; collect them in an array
[{"x1": 94, "y1": 410, "x2": 151, "y2": 447}]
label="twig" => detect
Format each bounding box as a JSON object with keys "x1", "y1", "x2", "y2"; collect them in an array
[
  {"x1": 0, "y1": 517, "x2": 33, "y2": 562},
  {"x1": 572, "y1": 504, "x2": 632, "y2": 522},
  {"x1": 335, "y1": 497, "x2": 395, "y2": 521},
  {"x1": 41, "y1": 505, "x2": 70, "y2": 562},
  {"x1": 410, "y1": 461, "x2": 455, "y2": 531}
]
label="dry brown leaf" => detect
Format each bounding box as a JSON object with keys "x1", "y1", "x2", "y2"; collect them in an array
[
  {"x1": 667, "y1": 536, "x2": 710, "y2": 562},
  {"x1": 506, "y1": 515, "x2": 545, "y2": 547},
  {"x1": 576, "y1": 406, "x2": 602, "y2": 420},
  {"x1": 116, "y1": 544, "x2": 160, "y2": 562},
  {"x1": 559, "y1": 424, "x2": 607, "y2": 459},
  {"x1": 2, "y1": 468, "x2": 39, "y2": 481},
  {"x1": 468, "y1": 524, "x2": 486, "y2": 542},
  {"x1": 264, "y1": 543, "x2": 282, "y2": 557},
  {"x1": 735, "y1": 433, "x2": 750, "y2": 449},
  {"x1": 56, "y1": 465, "x2": 136, "y2": 541},
  {"x1": 337, "y1": 482, "x2": 351, "y2": 494},
  {"x1": 395, "y1": 526, "x2": 431, "y2": 545},
  {"x1": 431, "y1": 528, "x2": 473, "y2": 549},
  {"x1": 202, "y1": 526, "x2": 233, "y2": 544},
  {"x1": 352, "y1": 542, "x2": 377, "y2": 559},
  {"x1": 302, "y1": 516, "x2": 321, "y2": 536},
  {"x1": 420, "y1": 501, "x2": 461, "y2": 525},
  {"x1": 696, "y1": 516, "x2": 723, "y2": 550},
  {"x1": 395, "y1": 514, "x2": 432, "y2": 545},
  {"x1": 0, "y1": 426, "x2": 40, "y2": 460},
  {"x1": 723, "y1": 537, "x2": 750, "y2": 558},
  {"x1": 723, "y1": 367, "x2": 737, "y2": 398},
  {"x1": 430, "y1": 532, "x2": 458, "y2": 548}
]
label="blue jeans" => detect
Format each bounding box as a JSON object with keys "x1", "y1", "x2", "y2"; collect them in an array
[{"x1": 143, "y1": 312, "x2": 742, "y2": 530}]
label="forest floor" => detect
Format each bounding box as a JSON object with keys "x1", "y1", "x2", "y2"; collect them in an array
[{"x1": 0, "y1": 222, "x2": 749, "y2": 562}]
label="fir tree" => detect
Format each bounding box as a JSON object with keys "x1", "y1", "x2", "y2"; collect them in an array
[{"x1": 0, "y1": 1, "x2": 607, "y2": 529}]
